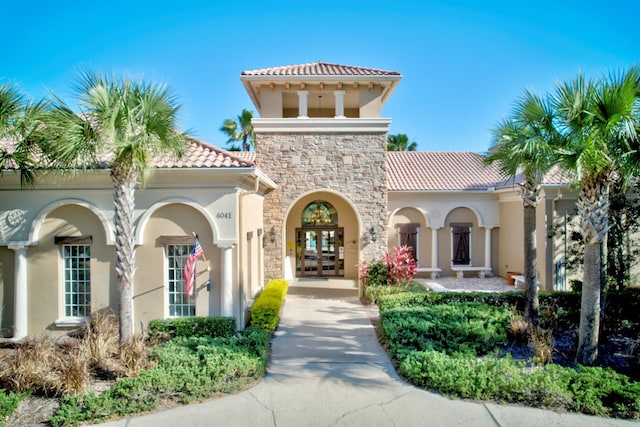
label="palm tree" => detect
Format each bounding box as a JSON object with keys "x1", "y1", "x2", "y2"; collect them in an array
[
  {"x1": 387, "y1": 133, "x2": 418, "y2": 151},
  {"x1": 220, "y1": 109, "x2": 255, "y2": 151},
  {"x1": 46, "y1": 71, "x2": 188, "y2": 344},
  {"x1": 552, "y1": 66, "x2": 640, "y2": 365},
  {"x1": 0, "y1": 83, "x2": 50, "y2": 187},
  {"x1": 485, "y1": 90, "x2": 560, "y2": 327}
]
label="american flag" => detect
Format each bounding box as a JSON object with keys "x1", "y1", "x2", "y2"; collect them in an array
[{"x1": 183, "y1": 236, "x2": 204, "y2": 296}]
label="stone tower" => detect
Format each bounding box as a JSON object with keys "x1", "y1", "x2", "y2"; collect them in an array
[{"x1": 240, "y1": 62, "x2": 401, "y2": 291}]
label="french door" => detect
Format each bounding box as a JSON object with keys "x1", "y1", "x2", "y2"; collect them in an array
[{"x1": 296, "y1": 227, "x2": 344, "y2": 277}]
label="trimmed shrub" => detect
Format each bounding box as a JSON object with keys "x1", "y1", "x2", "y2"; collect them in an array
[
  {"x1": 366, "y1": 262, "x2": 388, "y2": 287},
  {"x1": 250, "y1": 279, "x2": 288, "y2": 332},
  {"x1": 380, "y1": 303, "x2": 510, "y2": 358},
  {"x1": 147, "y1": 317, "x2": 236, "y2": 342},
  {"x1": 378, "y1": 288, "x2": 640, "y2": 419},
  {"x1": 364, "y1": 281, "x2": 426, "y2": 304}
]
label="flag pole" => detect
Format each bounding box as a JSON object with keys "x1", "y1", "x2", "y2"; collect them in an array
[{"x1": 193, "y1": 231, "x2": 211, "y2": 271}]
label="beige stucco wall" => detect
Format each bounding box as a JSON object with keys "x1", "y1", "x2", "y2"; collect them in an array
[
  {"x1": 0, "y1": 247, "x2": 14, "y2": 337},
  {"x1": 0, "y1": 166, "x2": 271, "y2": 338},
  {"x1": 28, "y1": 205, "x2": 114, "y2": 336},
  {"x1": 250, "y1": 83, "x2": 387, "y2": 120},
  {"x1": 136, "y1": 203, "x2": 218, "y2": 326},
  {"x1": 548, "y1": 194, "x2": 581, "y2": 290},
  {"x1": 497, "y1": 195, "x2": 525, "y2": 279},
  {"x1": 389, "y1": 192, "x2": 502, "y2": 277},
  {"x1": 387, "y1": 207, "x2": 431, "y2": 269},
  {"x1": 439, "y1": 207, "x2": 486, "y2": 277},
  {"x1": 239, "y1": 192, "x2": 266, "y2": 327}
]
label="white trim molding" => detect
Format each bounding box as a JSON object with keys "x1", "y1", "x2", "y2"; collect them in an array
[{"x1": 252, "y1": 118, "x2": 391, "y2": 133}]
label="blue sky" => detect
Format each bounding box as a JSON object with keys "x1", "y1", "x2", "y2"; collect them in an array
[{"x1": 2, "y1": 1, "x2": 638, "y2": 152}]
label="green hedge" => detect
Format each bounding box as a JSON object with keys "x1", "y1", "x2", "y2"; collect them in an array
[
  {"x1": 364, "y1": 281, "x2": 427, "y2": 304},
  {"x1": 378, "y1": 289, "x2": 640, "y2": 336},
  {"x1": 380, "y1": 303, "x2": 510, "y2": 358},
  {"x1": 366, "y1": 262, "x2": 388, "y2": 287},
  {"x1": 250, "y1": 279, "x2": 289, "y2": 332},
  {"x1": 377, "y1": 289, "x2": 640, "y2": 419},
  {"x1": 399, "y1": 351, "x2": 640, "y2": 418},
  {"x1": 147, "y1": 316, "x2": 236, "y2": 342}
]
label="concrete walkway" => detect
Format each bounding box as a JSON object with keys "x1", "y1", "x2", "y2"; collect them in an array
[{"x1": 96, "y1": 295, "x2": 635, "y2": 427}]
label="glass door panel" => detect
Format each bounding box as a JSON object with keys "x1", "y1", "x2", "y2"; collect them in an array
[{"x1": 296, "y1": 227, "x2": 344, "y2": 277}]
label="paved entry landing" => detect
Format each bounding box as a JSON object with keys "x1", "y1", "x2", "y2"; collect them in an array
[
  {"x1": 97, "y1": 295, "x2": 633, "y2": 426},
  {"x1": 287, "y1": 278, "x2": 359, "y2": 299}
]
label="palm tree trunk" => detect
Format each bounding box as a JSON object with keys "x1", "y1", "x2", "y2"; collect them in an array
[
  {"x1": 112, "y1": 165, "x2": 137, "y2": 344},
  {"x1": 577, "y1": 241, "x2": 601, "y2": 365},
  {"x1": 576, "y1": 176, "x2": 610, "y2": 365},
  {"x1": 523, "y1": 204, "x2": 539, "y2": 326},
  {"x1": 520, "y1": 178, "x2": 540, "y2": 326}
]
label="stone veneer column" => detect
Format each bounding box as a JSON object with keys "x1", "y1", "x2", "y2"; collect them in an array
[{"x1": 256, "y1": 131, "x2": 388, "y2": 282}]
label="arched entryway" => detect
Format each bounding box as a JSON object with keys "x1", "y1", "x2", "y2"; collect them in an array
[
  {"x1": 296, "y1": 200, "x2": 344, "y2": 277},
  {"x1": 285, "y1": 191, "x2": 360, "y2": 281}
]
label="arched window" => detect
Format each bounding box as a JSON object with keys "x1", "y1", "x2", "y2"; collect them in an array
[{"x1": 302, "y1": 200, "x2": 338, "y2": 226}]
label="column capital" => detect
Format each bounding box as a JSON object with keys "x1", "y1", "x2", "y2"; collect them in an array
[
  {"x1": 8, "y1": 242, "x2": 29, "y2": 251},
  {"x1": 215, "y1": 241, "x2": 236, "y2": 250}
]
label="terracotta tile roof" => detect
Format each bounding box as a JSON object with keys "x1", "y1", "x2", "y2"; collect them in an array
[
  {"x1": 387, "y1": 151, "x2": 506, "y2": 191},
  {"x1": 0, "y1": 137, "x2": 254, "y2": 170},
  {"x1": 227, "y1": 150, "x2": 257, "y2": 163},
  {"x1": 154, "y1": 138, "x2": 254, "y2": 168},
  {"x1": 241, "y1": 62, "x2": 401, "y2": 77}
]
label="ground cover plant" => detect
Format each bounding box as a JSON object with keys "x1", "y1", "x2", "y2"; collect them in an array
[
  {"x1": 1, "y1": 307, "x2": 275, "y2": 426},
  {"x1": 375, "y1": 288, "x2": 640, "y2": 419},
  {"x1": 49, "y1": 327, "x2": 270, "y2": 426}
]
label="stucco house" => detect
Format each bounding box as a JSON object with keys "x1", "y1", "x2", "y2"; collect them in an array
[{"x1": 1, "y1": 62, "x2": 580, "y2": 339}]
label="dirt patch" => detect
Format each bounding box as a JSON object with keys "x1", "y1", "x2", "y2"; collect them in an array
[{"x1": 5, "y1": 378, "x2": 115, "y2": 427}]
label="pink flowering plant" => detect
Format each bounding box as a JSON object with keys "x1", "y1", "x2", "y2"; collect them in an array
[{"x1": 384, "y1": 245, "x2": 417, "y2": 287}]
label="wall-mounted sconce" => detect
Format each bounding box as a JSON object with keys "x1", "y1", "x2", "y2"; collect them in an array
[
  {"x1": 369, "y1": 227, "x2": 377, "y2": 242},
  {"x1": 270, "y1": 227, "x2": 276, "y2": 243}
]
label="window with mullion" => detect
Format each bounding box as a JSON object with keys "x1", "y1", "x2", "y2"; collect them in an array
[
  {"x1": 167, "y1": 244, "x2": 196, "y2": 317},
  {"x1": 63, "y1": 244, "x2": 91, "y2": 317}
]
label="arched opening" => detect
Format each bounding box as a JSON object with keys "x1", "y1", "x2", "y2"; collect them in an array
[
  {"x1": 284, "y1": 191, "x2": 360, "y2": 281},
  {"x1": 297, "y1": 200, "x2": 343, "y2": 277}
]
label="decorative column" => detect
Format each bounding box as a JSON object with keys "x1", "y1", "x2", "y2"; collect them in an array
[
  {"x1": 334, "y1": 90, "x2": 345, "y2": 118},
  {"x1": 297, "y1": 90, "x2": 309, "y2": 118},
  {"x1": 484, "y1": 227, "x2": 493, "y2": 277},
  {"x1": 431, "y1": 228, "x2": 439, "y2": 279},
  {"x1": 8, "y1": 243, "x2": 28, "y2": 340},
  {"x1": 220, "y1": 245, "x2": 234, "y2": 317}
]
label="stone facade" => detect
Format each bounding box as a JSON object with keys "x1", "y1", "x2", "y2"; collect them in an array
[{"x1": 256, "y1": 131, "x2": 388, "y2": 281}]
